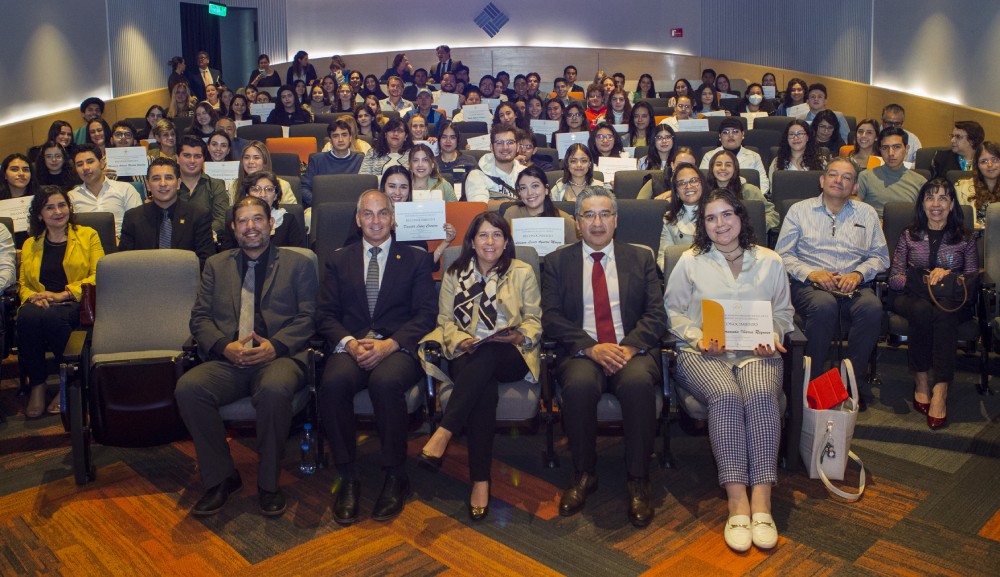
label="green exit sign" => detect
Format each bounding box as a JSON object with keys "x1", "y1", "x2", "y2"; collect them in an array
[{"x1": 208, "y1": 2, "x2": 227, "y2": 16}]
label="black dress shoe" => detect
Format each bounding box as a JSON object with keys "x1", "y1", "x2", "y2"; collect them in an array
[
  {"x1": 468, "y1": 501, "x2": 490, "y2": 521},
  {"x1": 417, "y1": 451, "x2": 444, "y2": 473},
  {"x1": 334, "y1": 479, "x2": 361, "y2": 526},
  {"x1": 559, "y1": 472, "x2": 598, "y2": 517},
  {"x1": 192, "y1": 471, "x2": 243, "y2": 516},
  {"x1": 372, "y1": 475, "x2": 411, "y2": 521},
  {"x1": 258, "y1": 487, "x2": 287, "y2": 517},
  {"x1": 626, "y1": 478, "x2": 654, "y2": 528}
]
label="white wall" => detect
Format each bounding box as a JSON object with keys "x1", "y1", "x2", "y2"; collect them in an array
[
  {"x1": 284, "y1": 0, "x2": 698, "y2": 61},
  {"x1": 0, "y1": 1, "x2": 111, "y2": 127},
  {"x1": 872, "y1": 0, "x2": 1000, "y2": 113}
]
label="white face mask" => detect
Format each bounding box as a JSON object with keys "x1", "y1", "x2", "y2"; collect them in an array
[{"x1": 748, "y1": 94, "x2": 764, "y2": 105}]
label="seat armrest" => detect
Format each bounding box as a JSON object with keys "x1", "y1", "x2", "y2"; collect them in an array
[{"x1": 63, "y1": 330, "x2": 90, "y2": 364}]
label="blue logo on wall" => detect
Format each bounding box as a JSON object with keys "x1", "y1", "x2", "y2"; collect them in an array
[{"x1": 475, "y1": 3, "x2": 509, "y2": 38}]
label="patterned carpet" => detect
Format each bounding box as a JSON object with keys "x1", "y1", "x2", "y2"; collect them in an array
[{"x1": 1, "y1": 346, "x2": 998, "y2": 576}]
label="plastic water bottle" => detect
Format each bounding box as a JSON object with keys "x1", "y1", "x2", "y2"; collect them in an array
[{"x1": 299, "y1": 423, "x2": 317, "y2": 475}]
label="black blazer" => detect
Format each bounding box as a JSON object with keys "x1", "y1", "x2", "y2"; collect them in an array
[
  {"x1": 118, "y1": 200, "x2": 216, "y2": 268},
  {"x1": 541, "y1": 241, "x2": 667, "y2": 358},
  {"x1": 317, "y1": 240, "x2": 437, "y2": 354},
  {"x1": 431, "y1": 59, "x2": 463, "y2": 83},
  {"x1": 930, "y1": 150, "x2": 964, "y2": 180},
  {"x1": 187, "y1": 67, "x2": 223, "y2": 101}
]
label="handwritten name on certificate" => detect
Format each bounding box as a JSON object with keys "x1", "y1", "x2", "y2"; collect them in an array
[
  {"x1": 0, "y1": 195, "x2": 33, "y2": 232},
  {"x1": 104, "y1": 146, "x2": 148, "y2": 177},
  {"x1": 394, "y1": 201, "x2": 446, "y2": 241},
  {"x1": 530, "y1": 119, "x2": 558, "y2": 140},
  {"x1": 204, "y1": 161, "x2": 241, "y2": 187},
  {"x1": 512, "y1": 217, "x2": 564, "y2": 256},
  {"x1": 597, "y1": 157, "x2": 637, "y2": 183},
  {"x1": 460, "y1": 104, "x2": 491, "y2": 123},
  {"x1": 555, "y1": 131, "x2": 590, "y2": 159},
  {"x1": 702, "y1": 299, "x2": 773, "y2": 351},
  {"x1": 466, "y1": 134, "x2": 492, "y2": 150}
]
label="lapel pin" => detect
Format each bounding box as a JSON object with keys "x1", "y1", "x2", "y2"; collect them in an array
[
  {"x1": 179, "y1": 219, "x2": 186, "y2": 224},
  {"x1": 396, "y1": 254, "x2": 401, "y2": 260}
]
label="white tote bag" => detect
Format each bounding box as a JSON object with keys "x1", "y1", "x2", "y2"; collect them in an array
[{"x1": 799, "y1": 357, "x2": 866, "y2": 501}]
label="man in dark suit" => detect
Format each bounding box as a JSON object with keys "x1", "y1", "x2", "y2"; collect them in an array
[
  {"x1": 188, "y1": 50, "x2": 223, "y2": 101},
  {"x1": 542, "y1": 187, "x2": 666, "y2": 528},
  {"x1": 118, "y1": 157, "x2": 216, "y2": 268},
  {"x1": 175, "y1": 196, "x2": 317, "y2": 518},
  {"x1": 429, "y1": 45, "x2": 462, "y2": 84},
  {"x1": 317, "y1": 189, "x2": 437, "y2": 525}
]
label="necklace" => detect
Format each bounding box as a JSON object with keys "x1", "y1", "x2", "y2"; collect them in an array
[{"x1": 724, "y1": 250, "x2": 744, "y2": 263}]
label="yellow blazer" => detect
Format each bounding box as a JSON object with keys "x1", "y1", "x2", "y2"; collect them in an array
[
  {"x1": 19, "y1": 225, "x2": 104, "y2": 303},
  {"x1": 421, "y1": 258, "x2": 542, "y2": 382}
]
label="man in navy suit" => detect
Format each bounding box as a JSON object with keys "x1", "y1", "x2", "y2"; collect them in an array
[
  {"x1": 317, "y1": 189, "x2": 437, "y2": 525},
  {"x1": 188, "y1": 51, "x2": 223, "y2": 101},
  {"x1": 542, "y1": 187, "x2": 666, "y2": 528},
  {"x1": 118, "y1": 157, "x2": 216, "y2": 268}
]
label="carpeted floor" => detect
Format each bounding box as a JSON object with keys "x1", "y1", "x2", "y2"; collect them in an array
[{"x1": 1, "y1": 346, "x2": 998, "y2": 576}]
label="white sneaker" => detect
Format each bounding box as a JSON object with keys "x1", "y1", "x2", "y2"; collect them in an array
[
  {"x1": 751, "y1": 513, "x2": 778, "y2": 549},
  {"x1": 724, "y1": 515, "x2": 752, "y2": 552}
]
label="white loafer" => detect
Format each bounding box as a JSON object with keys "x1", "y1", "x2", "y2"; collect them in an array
[
  {"x1": 724, "y1": 515, "x2": 752, "y2": 552},
  {"x1": 751, "y1": 512, "x2": 778, "y2": 549}
]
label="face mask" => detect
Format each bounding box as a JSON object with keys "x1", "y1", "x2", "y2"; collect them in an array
[{"x1": 748, "y1": 95, "x2": 763, "y2": 105}]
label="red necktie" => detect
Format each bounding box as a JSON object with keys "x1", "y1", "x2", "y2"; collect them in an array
[{"x1": 591, "y1": 252, "x2": 616, "y2": 344}]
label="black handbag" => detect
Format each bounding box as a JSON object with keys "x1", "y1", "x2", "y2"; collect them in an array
[{"x1": 911, "y1": 270, "x2": 971, "y2": 313}]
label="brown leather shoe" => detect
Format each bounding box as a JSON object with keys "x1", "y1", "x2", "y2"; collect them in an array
[
  {"x1": 626, "y1": 478, "x2": 654, "y2": 528},
  {"x1": 559, "y1": 472, "x2": 598, "y2": 517}
]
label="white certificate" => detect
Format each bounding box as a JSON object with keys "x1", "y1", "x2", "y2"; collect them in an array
[
  {"x1": 719, "y1": 93, "x2": 739, "y2": 100},
  {"x1": 413, "y1": 140, "x2": 439, "y2": 155},
  {"x1": 104, "y1": 146, "x2": 148, "y2": 177},
  {"x1": 702, "y1": 110, "x2": 727, "y2": 117},
  {"x1": 483, "y1": 98, "x2": 501, "y2": 112},
  {"x1": 466, "y1": 134, "x2": 492, "y2": 150},
  {"x1": 555, "y1": 131, "x2": 590, "y2": 159},
  {"x1": 204, "y1": 161, "x2": 240, "y2": 187},
  {"x1": 251, "y1": 102, "x2": 275, "y2": 119},
  {"x1": 394, "y1": 201, "x2": 446, "y2": 241},
  {"x1": 436, "y1": 92, "x2": 460, "y2": 114},
  {"x1": 740, "y1": 112, "x2": 769, "y2": 130},
  {"x1": 0, "y1": 195, "x2": 33, "y2": 232},
  {"x1": 460, "y1": 104, "x2": 491, "y2": 123},
  {"x1": 677, "y1": 119, "x2": 709, "y2": 132},
  {"x1": 530, "y1": 119, "x2": 559, "y2": 140},
  {"x1": 612, "y1": 123, "x2": 629, "y2": 134},
  {"x1": 704, "y1": 299, "x2": 774, "y2": 351},
  {"x1": 412, "y1": 189, "x2": 443, "y2": 201},
  {"x1": 234, "y1": 119, "x2": 253, "y2": 129},
  {"x1": 511, "y1": 217, "x2": 564, "y2": 257},
  {"x1": 597, "y1": 157, "x2": 637, "y2": 183},
  {"x1": 763, "y1": 86, "x2": 776, "y2": 100},
  {"x1": 786, "y1": 103, "x2": 809, "y2": 117}
]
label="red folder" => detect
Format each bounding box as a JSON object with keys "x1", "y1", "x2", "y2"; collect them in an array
[{"x1": 807, "y1": 368, "x2": 849, "y2": 410}]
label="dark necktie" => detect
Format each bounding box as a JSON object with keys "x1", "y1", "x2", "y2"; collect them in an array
[
  {"x1": 159, "y1": 209, "x2": 172, "y2": 249},
  {"x1": 366, "y1": 246, "x2": 381, "y2": 317},
  {"x1": 238, "y1": 260, "x2": 257, "y2": 348},
  {"x1": 591, "y1": 252, "x2": 616, "y2": 344}
]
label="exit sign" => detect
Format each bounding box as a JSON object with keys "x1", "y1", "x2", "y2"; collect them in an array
[
  {"x1": 670, "y1": 28, "x2": 683, "y2": 38},
  {"x1": 208, "y1": 2, "x2": 227, "y2": 16}
]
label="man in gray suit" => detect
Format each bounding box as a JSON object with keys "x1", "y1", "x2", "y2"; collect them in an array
[{"x1": 175, "y1": 196, "x2": 317, "y2": 518}]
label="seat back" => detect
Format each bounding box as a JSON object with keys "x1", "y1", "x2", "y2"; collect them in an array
[
  {"x1": 282, "y1": 175, "x2": 303, "y2": 204},
  {"x1": 675, "y1": 131, "x2": 720, "y2": 163},
  {"x1": 744, "y1": 199, "x2": 767, "y2": 246},
  {"x1": 946, "y1": 170, "x2": 973, "y2": 186},
  {"x1": 428, "y1": 202, "x2": 489, "y2": 279},
  {"x1": 708, "y1": 116, "x2": 747, "y2": 132},
  {"x1": 454, "y1": 121, "x2": 488, "y2": 134},
  {"x1": 265, "y1": 137, "x2": 317, "y2": 164},
  {"x1": 752, "y1": 116, "x2": 794, "y2": 133},
  {"x1": 771, "y1": 170, "x2": 823, "y2": 219},
  {"x1": 315, "y1": 112, "x2": 352, "y2": 125},
  {"x1": 288, "y1": 123, "x2": 330, "y2": 150},
  {"x1": 311, "y1": 202, "x2": 361, "y2": 269},
  {"x1": 613, "y1": 170, "x2": 658, "y2": 200},
  {"x1": 740, "y1": 168, "x2": 761, "y2": 190},
  {"x1": 614, "y1": 199, "x2": 669, "y2": 251},
  {"x1": 237, "y1": 123, "x2": 282, "y2": 142},
  {"x1": 311, "y1": 174, "x2": 379, "y2": 205},
  {"x1": 75, "y1": 212, "x2": 118, "y2": 254},
  {"x1": 89, "y1": 250, "x2": 201, "y2": 446},
  {"x1": 270, "y1": 152, "x2": 301, "y2": 177},
  {"x1": 744, "y1": 129, "x2": 781, "y2": 168},
  {"x1": 915, "y1": 146, "x2": 948, "y2": 171}
]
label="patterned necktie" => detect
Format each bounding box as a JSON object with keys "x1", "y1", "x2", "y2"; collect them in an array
[
  {"x1": 202, "y1": 68, "x2": 212, "y2": 87},
  {"x1": 591, "y1": 252, "x2": 616, "y2": 344},
  {"x1": 158, "y1": 209, "x2": 172, "y2": 249},
  {"x1": 366, "y1": 246, "x2": 381, "y2": 317},
  {"x1": 238, "y1": 260, "x2": 257, "y2": 349}
]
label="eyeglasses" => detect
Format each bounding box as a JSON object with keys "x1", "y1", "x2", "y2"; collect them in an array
[
  {"x1": 950, "y1": 133, "x2": 967, "y2": 140},
  {"x1": 595, "y1": 134, "x2": 616, "y2": 141},
  {"x1": 787, "y1": 131, "x2": 807, "y2": 139},
  {"x1": 518, "y1": 143, "x2": 534, "y2": 151},
  {"x1": 249, "y1": 185, "x2": 277, "y2": 194},
  {"x1": 566, "y1": 112, "x2": 583, "y2": 119},
  {"x1": 676, "y1": 178, "x2": 701, "y2": 189},
  {"x1": 980, "y1": 157, "x2": 1000, "y2": 167},
  {"x1": 720, "y1": 129, "x2": 742, "y2": 136},
  {"x1": 579, "y1": 210, "x2": 615, "y2": 222},
  {"x1": 654, "y1": 134, "x2": 673, "y2": 142},
  {"x1": 113, "y1": 131, "x2": 132, "y2": 138},
  {"x1": 881, "y1": 121, "x2": 902, "y2": 128}
]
